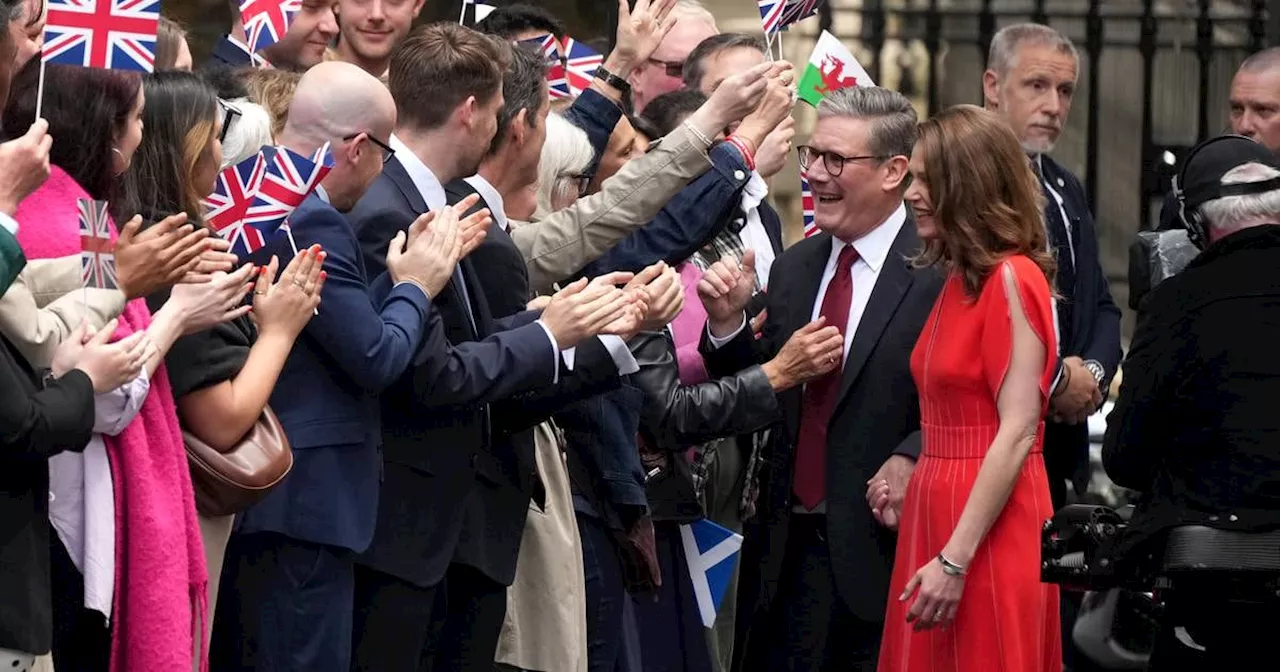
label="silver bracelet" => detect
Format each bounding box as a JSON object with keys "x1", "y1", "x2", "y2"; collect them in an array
[{"x1": 937, "y1": 552, "x2": 967, "y2": 576}]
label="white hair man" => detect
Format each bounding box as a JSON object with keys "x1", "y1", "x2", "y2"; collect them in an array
[
  {"x1": 1104, "y1": 135, "x2": 1280, "y2": 669},
  {"x1": 629, "y1": 0, "x2": 718, "y2": 112}
]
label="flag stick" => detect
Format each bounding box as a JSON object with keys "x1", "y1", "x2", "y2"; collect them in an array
[
  {"x1": 34, "y1": 58, "x2": 45, "y2": 120},
  {"x1": 776, "y1": 30, "x2": 784, "y2": 62},
  {"x1": 283, "y1": 225, "x2": 318, "y2": 316},
  {"x1": 457, "y1": 0, "x2": 467, "y2": 25}
]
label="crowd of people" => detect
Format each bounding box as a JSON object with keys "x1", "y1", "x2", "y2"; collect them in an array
[{"x1": 1, "y1": 0, "x2": 1278, "y2": 670}]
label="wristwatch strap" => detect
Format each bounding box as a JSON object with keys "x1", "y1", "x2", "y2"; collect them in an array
[{"x1": 594, "y1": 65, "x2": 630, "y2": 94}]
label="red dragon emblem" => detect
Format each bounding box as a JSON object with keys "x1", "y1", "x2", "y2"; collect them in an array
[{"x1": 817, "y1": 54, "x2": 858, "y2": 96}]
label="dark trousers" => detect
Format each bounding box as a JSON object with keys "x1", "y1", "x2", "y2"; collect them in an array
[
  {"x1": 49, "y1": 537, "x2": 110, "y2": 672},
  {"x1": 350, "y1": 562, "x2": 507, "y2": 672},
  {"x1": 1147, "y1": 594, "x2": 1280, "y2": 670},
  {"x1": 756, "y1": 515, "x2": 881, "y2": 672},
  {"x1": 632, "y1": 522, "x2": 714, "y2": 672},
  {"x1": 578, "y1": 511, "x2": 640, "y2": 672},
  {"x1": 210, "y1": 531, "x2": 355, "y2": 672}
]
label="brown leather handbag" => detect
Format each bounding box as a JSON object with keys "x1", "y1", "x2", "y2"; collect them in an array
[{"x1": 184, "y1": 407, "x2": 293, "y2": 517}]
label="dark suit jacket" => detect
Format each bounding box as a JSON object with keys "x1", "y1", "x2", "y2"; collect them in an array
[
  {"x1": 238, "y1": 194, "x2": 432, "y2": 554},
  {"x1": 1039, "y1": 155, "x2": 1124, "y2": 492},
  {"x1": 702, "y1": 219, "x2": 943, "y2": 632},
  {"x1": 0, "y1": 335, "x2": 94, "y2": 654},
  {"x1": 347, "y1": 159, "x2": 618, "y2": 587},
  {"x1": 1105, "y1": 225, "x2": 1280, "y2": 536}
]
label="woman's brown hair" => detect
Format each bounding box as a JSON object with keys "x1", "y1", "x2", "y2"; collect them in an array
[{"x1": 912, "y1": 104, "x2": 1057, "y2": 297}]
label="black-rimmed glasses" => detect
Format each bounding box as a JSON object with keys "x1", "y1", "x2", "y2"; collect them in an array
[
  {"x1": 796, "y1": 145, "x2": 887, "y2": 177},
  {"x1": 343, "y1": 132, "x2": 396, "y2": 164},
  {"x1": 218, "y1": 100, "x2": 241, "y2": 143}
]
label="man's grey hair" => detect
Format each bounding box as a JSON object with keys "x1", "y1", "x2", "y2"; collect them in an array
[
  {"x1": 987, "y1": 23, "x2": 1078, "y2": 77},
  {"x1": 1199, "y1": 162, "x2": 1280, "y2": 234},
  {"x1": 489, "y1": 44, "x2": 547, "y2": 157},
  {"x1": 817, "y1": 86, "x2": 918, "y2": 158},
  {"x1": 682, "y1": 33, "x2": 766, "y2": 90},
  {"x1": 671, "y1": 0, "x2": 717, "y2": 30}
]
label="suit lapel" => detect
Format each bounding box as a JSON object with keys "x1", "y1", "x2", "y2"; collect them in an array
[
  {"x1": 785, "y1": 234, "x2": 833, "y2": 339},
  {"x1": 384, "y1": 157, "x2": 428, "y2": 214},
  {"x1": 834, "y1": 219, "x2": 919, "y2": 407}
]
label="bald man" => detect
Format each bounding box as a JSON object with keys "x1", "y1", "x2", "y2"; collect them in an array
[
  {"x1": 1158, "y1": 47, "x2": 1280, "y2": 231},
  {"x1": 209, "y1": 61, "x2": 463, "y2": 672}
]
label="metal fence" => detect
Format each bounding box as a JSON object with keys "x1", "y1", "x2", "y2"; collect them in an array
[{"x1": 808, "y1": 0, "x2": 1271, "y2": 315}]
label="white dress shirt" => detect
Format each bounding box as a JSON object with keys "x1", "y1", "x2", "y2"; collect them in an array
[
  {"x1": 0, "y1": 212, "x2": 17, "y2": 235},
  {"x1": 739, "y1": 172, "x2": 776, "y2": 287},
  {"x1": 710, "y1": 203, "x2": 908, "y2": 360},
  {"x1": 1033, "y1": 154, "x2": 1070, "y2": 370},
  {"x1": 464, "y1": 174, "x2": 508, "y2": 233}
]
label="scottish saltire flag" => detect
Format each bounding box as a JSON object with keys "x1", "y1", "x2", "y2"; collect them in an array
[
  {"x1": 42, "y1": 0, "x2": 160, "y2": 72},
  {"x1": 244, "y1": 145, "x2": 329, "y2": 234},
  {"x1": 758, "y1": 0, "x2": 822, "y2": 38},
  {"x1": 680, "y1": 520, "x2": 743, "y2": 628},
  {"x1": 562, "y1": 37, "x2": 602, "y2": 97},
  {"x1": 205, "y1": 152, "x2": 268, "y2": 257},
  {"x1": 801, "y1": 173, "x2": 817, "y2": 237},
  {"x1": 240, "y1": 0, "x2": 301, "y2": 54},
  {"x1": 78, "y1": 199, "x2": 116, "y2": 289},
  {"x1": 518, "y1": 35, "x2": 570, "y2": 99}
]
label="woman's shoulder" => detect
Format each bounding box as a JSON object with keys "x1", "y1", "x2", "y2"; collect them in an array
[{"x1": 976, "y1": 254, "x2": 1052, "y2": 307}]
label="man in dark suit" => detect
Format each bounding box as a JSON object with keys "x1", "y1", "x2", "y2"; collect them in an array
[
  {"x1": 210, "y1": 62, "x2": 483, "y2": 672},
  {"x1": 699, "y1": 86, "x2": 942, "y2": 671},
  {"x1": 982, "y1": 23, "x2": 1123, "y2": 511},
  {"x1": 344, "y1": 24, "x2": 640, "y2": 672}
]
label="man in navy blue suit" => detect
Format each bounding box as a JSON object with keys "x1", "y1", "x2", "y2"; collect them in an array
[
  {"x1": 209, "y1": 62, "x2": 491, "y2": 672},
  {"x1": 345, "y1": 23, "x2": 645, "y2": 672}
]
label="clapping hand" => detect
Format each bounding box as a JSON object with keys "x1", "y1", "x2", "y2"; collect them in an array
[
  {"x1": 252, "y1": 247, "x2": 325, "y2": 339},
  {"x1": 52, "y1": 319, "x2": 154, "y2": 393},
  {"x1": 165, "y1": 263, "x2": 256, "y2": 335},
  {"x1": 627, "y1": 262, "x2": 684, "y2": 332},
  {"x1": 540, "y1": 274, "x2": 635, "y2": 348},
  {"x1": 114, "y1": 213, "x2": 219, "y2": 298}
]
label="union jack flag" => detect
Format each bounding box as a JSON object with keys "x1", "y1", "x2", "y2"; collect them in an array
[
  {"x1": 204, "y1": 152, "x2": 268, "y2": 258},
  {"x1": 758, "y1": 0, "x2": 822, "y2": 38},
  {"x1": 42, "y1": 0, "x2": 160, "y2": 72},
  {"x1": 240, "y1": 0, "x2": 301, "y2": 54},
  {"x1": 78, "y1": 199, "x2": 117, "y2": 289},
  {"x1": 244, "y1": 145, "x2": 329, "y2": 234},
  {"x1": 518, "y1": 35, "x2": 570, "y2": 100},
  {"x1": 562, "y1": 37, "x2": 602, "y2": 97},
  {"x1": 801, "y1": 173, "x2": 817, "y2": 237}
]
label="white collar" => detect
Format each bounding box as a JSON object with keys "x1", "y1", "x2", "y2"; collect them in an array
[
  {"x1": 464, "y1": 174, "x2": 508, "y2": 233},
  {"x1": 741, "y1": 171, "x2": 769, "y2": 212},
  {"x1": 830, "y1": 203, "x2": 907, "y2": 273},
  {"x1": 389, "y1": 133, "x2": 446, "y2": 211}
]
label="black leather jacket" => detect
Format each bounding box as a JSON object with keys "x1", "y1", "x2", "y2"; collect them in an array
[{"x1": 630, "y1": 329, "x2": 779, "y2": 521}]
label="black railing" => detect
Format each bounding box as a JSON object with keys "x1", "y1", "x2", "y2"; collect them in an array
[{"x1": 818, "y1": 0, "x2": 1272, "y2": 230}]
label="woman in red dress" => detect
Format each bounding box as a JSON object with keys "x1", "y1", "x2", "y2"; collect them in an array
[{"x1": 877, "y1": 105, "x2": 1062, "y2": 671}]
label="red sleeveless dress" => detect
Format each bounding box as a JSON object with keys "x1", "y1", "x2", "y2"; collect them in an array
[{"x1": 878, "y1": 256, "x2": 1061, "y2": 672}]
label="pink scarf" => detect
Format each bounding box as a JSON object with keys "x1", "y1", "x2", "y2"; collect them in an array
[
  {"x1": 16, "y1": 166, "x2": 209, "y2": 671},
  {"x1": 667, "y1": 262, "x2": 711, "y2": 386}
]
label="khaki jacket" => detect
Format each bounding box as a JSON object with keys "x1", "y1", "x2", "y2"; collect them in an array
[
  {"x1": 0, "y1": 255, "x2": 125, "y2": 367},
  {"x1": 511, "y1": 121, "x2": 716, "y2": 294}
]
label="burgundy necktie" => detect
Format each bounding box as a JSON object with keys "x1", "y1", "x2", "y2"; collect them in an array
[{"x1": 793, "y1": 244, "x2": 858, "y2": 510}]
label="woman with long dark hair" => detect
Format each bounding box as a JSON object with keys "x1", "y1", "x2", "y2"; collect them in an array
[
  {"x1": 119, "y1": 69, "x2": 323, "y2": 669},
  {"x1": 0, "y1": 60, "x2": 258, "y2": 672},
  {"x1": 878, "y1": 104, "x2": 1060, "y2": 671}
]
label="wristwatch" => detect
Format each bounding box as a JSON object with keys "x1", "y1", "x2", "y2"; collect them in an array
[
  {"x1": 1083, "y1": 359, "x2": 1105, "y2": 386},
  {"x1": 593, "y1": 65, "x2": 631, "y2": 94}
]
